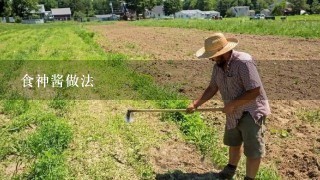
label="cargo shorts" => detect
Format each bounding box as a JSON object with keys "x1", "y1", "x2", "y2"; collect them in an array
[{"x1": 223, "y1": 111, "x2": 266, "y2": 158}]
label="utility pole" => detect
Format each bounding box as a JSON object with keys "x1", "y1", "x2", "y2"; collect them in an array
[{"x1": 109, "y1": 1, "x2": 114, "y2": 18}]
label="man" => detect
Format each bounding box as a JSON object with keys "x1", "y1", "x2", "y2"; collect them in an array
[{"x1": 187, "y1": 33, "x2": 271, "y2": 180}]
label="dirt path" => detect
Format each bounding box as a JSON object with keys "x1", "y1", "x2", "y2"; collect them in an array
[{"x1": 90, "y1": 22, "x2": 320, "y2": 179}]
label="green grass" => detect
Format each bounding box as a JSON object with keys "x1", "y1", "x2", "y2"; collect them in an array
[
  {"x1": 132, "y1": 15, "x2": 320, "y2": 38},
  {"x1": 0, "y1": 22, "x2": 174, "y2": 179}
]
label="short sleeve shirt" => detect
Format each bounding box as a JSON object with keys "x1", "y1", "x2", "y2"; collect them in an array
[{"x1": 210, "y1": 50, "x2": 271, "y2": 129}]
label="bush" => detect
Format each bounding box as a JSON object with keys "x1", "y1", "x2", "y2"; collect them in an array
[
  {"x1": 272, "y1": 4, "x2": 284, "y2": 16},
  {"x1": 73, "y1": 11, "x2": 86, "y2": 21},
  {"x1": 226, "y1": 8, "x2": 235, "y2": 17},
  {"x1": 25, "y1": 149, "x2": 68, "y2": 179},
  {"x1": 2, "y1": 93, "x2": 29, "y2": 117},
  {"x1": 24, "y1": 118, "x2": 72, "y2": 155},
  {"x1": 15, "y1": 16, "x2": 22, "y2": 23}
]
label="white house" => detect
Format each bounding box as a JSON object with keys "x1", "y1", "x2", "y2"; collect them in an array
[
  {"x1": 231, "y1": 6, "x2": 250, "y2": 17},
  {"x1": 175, "y1": 10, "x2": 203, "y2": 19},
  {"x1": 201, "y1": 11, "x2": 220, "y2": 19},
  {"x1": 150, "y1": 5, "x2": 165, "y2": 18}
]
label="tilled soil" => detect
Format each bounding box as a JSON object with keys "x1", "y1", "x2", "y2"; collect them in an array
[{"x1": 90, "y1": 22, "x2": 320, "y2": 179}]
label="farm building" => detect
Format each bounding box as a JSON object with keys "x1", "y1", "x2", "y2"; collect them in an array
[
  {"x1": 3, "y1": 17, "x2": 15, "y2": 23},
  {"x1": 51, "y1": 8, "x2": 72, "y2": 20},
  {"x1": 150, "y1": 5, "x2": 165, "y2": 18},
  {"x1": 30, "y1": 4, "x2": 45, "y2": 19},
  {"x1": 249, "y1": 10, "x2": 255, "y2": 16},
  {"x1": 175, "y1": 10, "x2": 203, "y2": 19},
  {"x1": 231, "y1": 6, "x2": 250, "y2": 17},
  {"x1": 201, "y1": 11, "x2": 220, "y2": 19},
  {"x1": 261, "y1": 9, "x2": 271, "y2": 16},
  {"x1": 23, "y1": 4, "x2": 46, "y2": 24}
]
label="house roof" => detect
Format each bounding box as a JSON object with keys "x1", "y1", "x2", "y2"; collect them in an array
[
  {"x1": 30, "y1": 4, "x2": 45, "y2": 14},
  {"x1": 151, "y1": 5, "x2": 164, "y2": 14},
  {"x1": 51, "y1": 8, "x2": 72, "y2": 16},
  {"x1": 201, "y1": 11, "x2": 220, "y2": 14},
  {"x1": 178, "y1": 10, "x2": 202, "y2": 14}
]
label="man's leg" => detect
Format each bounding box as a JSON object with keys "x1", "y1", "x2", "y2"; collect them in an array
[
  {"x1": 229, "y1": 145, "x2": 242, "y2": 166},
  {"x1": 246, "y1": 157, "x2": 261, "y2": 178},
  {"x1": 238, "y1": 113, "x2": 266, "y2": 179},
  {"x1": 219, "y1": 127, "x2": 243, "y2": 179}
]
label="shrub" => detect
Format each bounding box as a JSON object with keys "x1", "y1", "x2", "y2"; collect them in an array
[
  {"x1": 24, "y1": 118, "x2": 72, "y2": 156},
  {"x1": 226, "y1": 8, "x2": 235, "y2": 17},
  {"x1": 25, "y1": 149, "x2": 68, "y2": 179},
  {"x1": 15, "y1": 16, "x2": 22, "y2": 23}
]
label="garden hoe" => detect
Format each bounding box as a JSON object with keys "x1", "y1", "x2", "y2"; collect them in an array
[{"x1": 125, "y1": 107, "x2": 223, "y2": 123}]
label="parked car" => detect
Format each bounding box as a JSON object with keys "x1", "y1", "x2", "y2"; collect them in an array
[
  {"x1": 250, "y1": 14, "x2": 265, "y2": 20},
  {"x1": 250, "y1": 14, "x2": 275, "y2": 20}
]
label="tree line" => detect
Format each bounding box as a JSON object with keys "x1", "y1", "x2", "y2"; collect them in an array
[{"x1": 0, "y1": 0, "x2": 320, "y2": 18}]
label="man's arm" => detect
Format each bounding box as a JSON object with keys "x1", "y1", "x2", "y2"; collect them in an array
[
  {"x1": 223, "y1": 87, "x2": 260, "y2": 114},
  {"x1": 186, "y1": 85, "x2": 218, "y2": 113},
  {"x1": 224, "y1": 60, "x2": 262, "y2": 114}
]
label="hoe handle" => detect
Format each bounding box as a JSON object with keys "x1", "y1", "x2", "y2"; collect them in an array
[{"x1": 128, "y1": 108, "x2": 223, "y2": 113}]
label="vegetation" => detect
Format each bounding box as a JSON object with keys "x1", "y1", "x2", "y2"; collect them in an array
[
  {"x1": 298, "y1": 109, "x2": 320, "y2": 124},
  {"x1": 163, "y1": 0, "x2": 182, "y2": 16},
  {"x1": 1, "y1": 0, "x2": 320, "y2": 21},
  {"x1": 0, "y1": 22, "x2": 179, "y2": 179},
  {"x1": 133, "y1": 15, "x2": 320, "y2": 38}
]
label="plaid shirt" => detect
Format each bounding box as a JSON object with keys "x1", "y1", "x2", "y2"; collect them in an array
[{"x1": 210, "y1": 50, "x2": 271, "y2": 129}]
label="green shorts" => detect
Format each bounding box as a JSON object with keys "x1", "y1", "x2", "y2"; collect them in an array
[{"x1": 223, "y1": 112, "x2": 266, "y2": 158}]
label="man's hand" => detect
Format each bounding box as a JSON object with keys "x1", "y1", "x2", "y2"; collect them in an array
[
  {"x1": 223, "y1": 102, "x2": 236, "y2": 114},
  {"x1": 186, "y1": 102, "x2": 197, "y2": 114}
]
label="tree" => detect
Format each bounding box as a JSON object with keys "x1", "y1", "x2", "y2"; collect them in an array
[
  {"x1": 0, "y1": 0, "x2": 5, "y2": 16},
  {"x1": 257, "y1": 0, "x2": 269, "y2": 10},
  {"x1": 216, "y1": 0, "x2": 234, "y2": 17},
  {"x1": 311, "y1": 0, "x2": 320, "y2": 13},
  {"x1": 126, "y1": 0, "x2": 156, "y2": 17},
  {"x1": 12, "y1": 0, "x2": 38, "y2": 17},
  {"x1": 93, "y1": 0, "x2": 110, "y2": 14},
  {"x1": 163, "y1": 0, "x2": 181, "y2": 16},
  {"x1": 289, "y1": 0, "x2": 309, "y2": 14},
  {"x1": 272, "y1": 4, "x2": 284, "y2": 16},
  {"x1": 38, "y1": 0, "x2": 58, "y2": 10},
  {"x1": 200, "y1": 0, "x2": 217, "y2": 11},
  {"x1": 83, "y1": 0, "x2": 95, "y2": 16},
  {"x1": 183, "y1": 0, "x2": 191, "y2": 9}
]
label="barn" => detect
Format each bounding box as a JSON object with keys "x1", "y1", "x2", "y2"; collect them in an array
[{"x1": 51, "y1": 8, "x2": 72, "y2": 21}]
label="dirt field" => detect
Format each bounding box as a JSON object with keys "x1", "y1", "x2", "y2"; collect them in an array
[{"x1": 90, "y1": 22, "x2": 320, "y2": 179}]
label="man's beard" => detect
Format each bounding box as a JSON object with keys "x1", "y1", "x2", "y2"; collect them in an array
[{"x1": 215, "y1": 57, "x2": 227, "y2": 68}]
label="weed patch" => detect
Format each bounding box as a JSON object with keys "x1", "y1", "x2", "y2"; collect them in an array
[
  {"x1": 23, "y1": 118, "x2": 72, "y2": 156},
  {"x1": 298, "y1": 109, "x2": 320, "y2": 124}
]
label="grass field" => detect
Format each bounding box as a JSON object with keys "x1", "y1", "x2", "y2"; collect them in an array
[
  {"x1": 0, "y1": 22, "x2": 281, "y2": 179},
  {"x1": 133, "y1": 15, "x2": 320, "y2": 38}
]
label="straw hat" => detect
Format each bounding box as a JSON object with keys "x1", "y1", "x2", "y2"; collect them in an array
[{"x1": 196, "y1": 33, "x2": 239, "y2": 58}]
